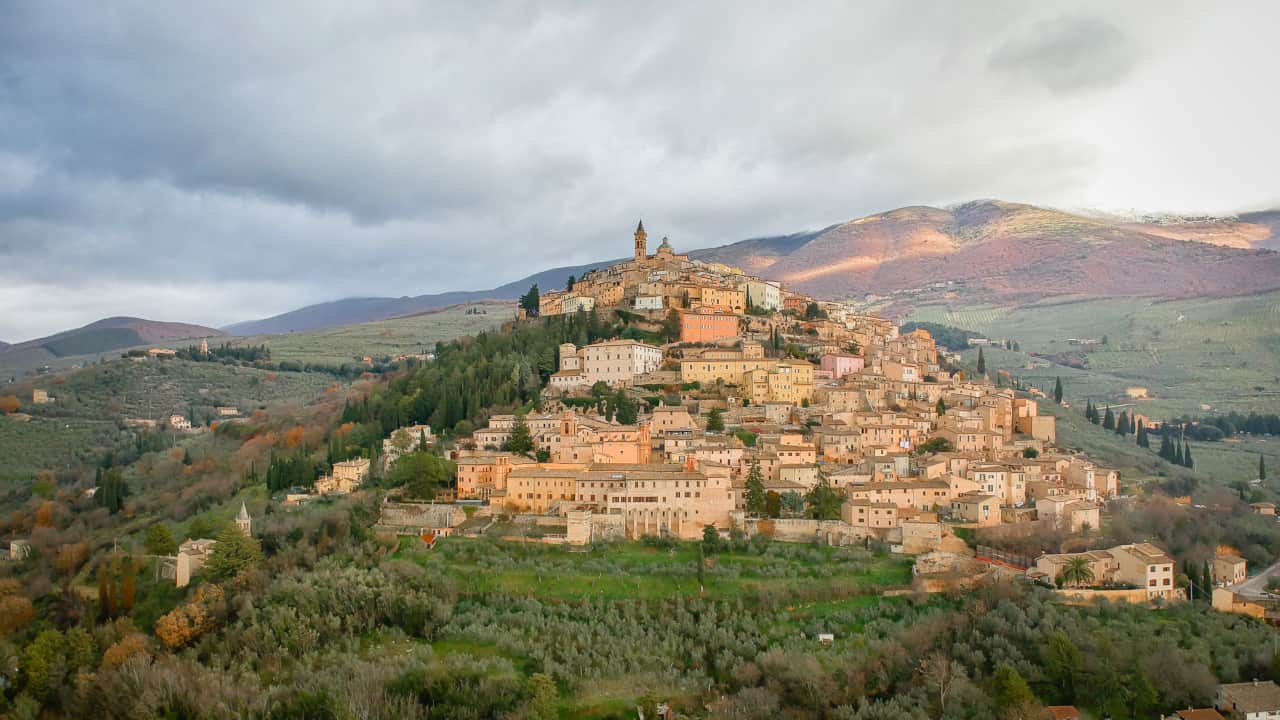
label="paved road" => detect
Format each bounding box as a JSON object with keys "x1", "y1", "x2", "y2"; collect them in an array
[{"x1": 1233, "y1": 559, "x2": 1280, "y2": 598}]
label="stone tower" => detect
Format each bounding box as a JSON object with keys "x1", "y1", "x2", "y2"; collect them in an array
[
  {"x1": 634, "y1": 219, "x2": 647, "y2": 262},
  {"x1": 235, "y1": 501, "x2": 251, "y2": 536}
]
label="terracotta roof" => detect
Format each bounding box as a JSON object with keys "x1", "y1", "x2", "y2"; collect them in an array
[
  {"x1": 1044, "y1": 707, "x2": 1081, "y2": 720},
  {"x1": 1174, "y1": 709, "x2": 1225, "y2": 720},
  {"x1": 1219, "y1": 681, "x2": 1280, "y2": 712}
]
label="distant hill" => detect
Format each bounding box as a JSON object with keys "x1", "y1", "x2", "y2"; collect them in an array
[
  {"x1": 694, "y1": 200, "x2": 1280, "y2": 303},
  {"x1": 223, "y1": 200, "x2": 1280, "y2": 334},
  {"x1": 0, "y1": 317, "x2": 225, "y2": 361},
  {"x1": 0, "y1": 340, "x2": 8, "y2": 352},
  {"x1": 1240, "y1": 210, "x2": 1280, "y2": 250},
  {"x1": 224, "y1": 258, "x2": 622, "y2": 335}
]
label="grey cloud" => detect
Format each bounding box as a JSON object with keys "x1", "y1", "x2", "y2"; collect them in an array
[{"x1": 988, "y1": 14, "x2": 1139, "y2": 95}]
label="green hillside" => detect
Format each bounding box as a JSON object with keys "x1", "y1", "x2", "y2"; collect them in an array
[
  {"x1": 907, "y1": 291, "x2": 1280, "y2": 417},
  {"x1": 42, "y1": 327, "x2": 146, "y2": 357},
  {"x1": 240, "y1": 302, "x2": 516, "y2": 366}
]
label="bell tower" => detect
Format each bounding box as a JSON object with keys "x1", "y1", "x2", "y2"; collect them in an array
[{"x1": 634, "y1": 219, "x2": 647, "y2": 262}]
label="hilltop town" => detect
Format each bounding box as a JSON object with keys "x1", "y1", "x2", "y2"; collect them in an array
[
  {"x1": 3, "y1": 221, "x2": 1279, "y2": 720},
  {"x1": 317, "y1": 223, "x2": 1204, "y2": 602}
]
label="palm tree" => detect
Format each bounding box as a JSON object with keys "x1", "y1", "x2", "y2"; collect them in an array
[{"x1": 1059, "y1": 557, "x2": 1096, "y2": 588}]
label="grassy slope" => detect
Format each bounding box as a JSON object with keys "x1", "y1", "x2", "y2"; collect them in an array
[
  {"x1": 907, "y1": 291, "x2": 1280, "y2": 417},
  {"x1": 241, "y1": 303, "x2": 516, "y2": 366},
  {"x1": 908, "y1": 292, "x2": 1280, "y2": 490}
]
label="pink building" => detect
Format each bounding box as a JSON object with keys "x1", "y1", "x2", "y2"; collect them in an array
[{"x1": 820, "y1": 353, "x2": 864, "y2": 380}]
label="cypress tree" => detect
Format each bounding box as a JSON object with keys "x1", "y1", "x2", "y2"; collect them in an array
[
  {"x1": 976, "y1": 348, "x2": 986, "y2": 375},
  {"x1": 936, "y1": 398, "x2": 946, "y2": 416},
  {"x1": 1053, "y1": 376, "x2": 1063, "y2": 404},
  {"x1": 1175, "y1": 440, "x2": 1186, "y2": 467},
  {"x1": 1202, "y1": 560, "x2": 1213, "y2": 600},
  {"x1": 1115, "y1": 411, "x2": 1127, "y2": 436},
  {"x1": 1136, "y1": 420, "x2": 1148, "y2": 448},
  {"x1": 1159, "y1": 434, "x2": 1173, "y2": 461},
  {"x1": 1183, "y1": 441, "x2": 1193, "y2": 469},
  {"x1": 1102, "y1": 406, "x2": 1115, "y2": 430},
  {"x1": 1261, "y1": 454, "x2": 1267, "y2": 481}
]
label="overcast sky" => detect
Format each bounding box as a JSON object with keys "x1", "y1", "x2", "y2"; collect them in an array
[{"x1": 1, "y1": 1, "x2": 1278, "y2": 341}]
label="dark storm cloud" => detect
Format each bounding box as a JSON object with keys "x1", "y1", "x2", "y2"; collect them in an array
[{"x1": 0, "y1": 1, "x2": 1277, "y2": 340}]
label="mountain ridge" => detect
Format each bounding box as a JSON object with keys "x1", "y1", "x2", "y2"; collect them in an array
[
  {"x1": 17, "y1": 200, "x2": 1278, "y2": 340},
  {"x1": 0, "y1": 317, "x2": 226, "y2": 359},
  {"x1": 225, "y1": 199, "x2": 1280, "y2": 334}
]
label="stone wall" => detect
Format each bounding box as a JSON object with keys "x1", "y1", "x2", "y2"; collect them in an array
[{"x1": 740, "y1": 517, "x2": 874, "y2": 546}]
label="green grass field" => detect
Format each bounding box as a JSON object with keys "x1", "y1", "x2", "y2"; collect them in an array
[
  {"x1": 908, "y1": 292, "x2": 1280, "y2": 491},
  {"x1": 241, "y1": 303, "x2": 516, "y2": 365},
  {"x1": 907, "y1": 291, "x2": 1280, "y2": 418}
]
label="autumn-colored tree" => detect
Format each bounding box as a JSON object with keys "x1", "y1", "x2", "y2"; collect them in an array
[
  {"x1": 119, "y1": 556, "x2": 137, "y2": 613},
  {"x1": 282, "y1": 426, "x2": 307, "y2": 448},
  {"x1": 0, "y1": 394, "x2": 20, "y2": 414},
  {"x1": 155, "y1": 585, "x2": 224, "y2": 650},
  {"x1": 100, "y1": 632, "x2": 149, "y2": 670},
  {"x1": 56, "y1": 542, "x2": 90, "y2": 576},
  {"x1": 35, "y1": 500, "x2": 56, "y2": 528},
  {"x1": 0, "y1": 579, "x2": 35, "y2": 634}
]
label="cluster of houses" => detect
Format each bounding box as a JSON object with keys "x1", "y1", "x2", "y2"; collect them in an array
[{"x1": 377, "y1": 224, "x2": 1156, "y2": 578}]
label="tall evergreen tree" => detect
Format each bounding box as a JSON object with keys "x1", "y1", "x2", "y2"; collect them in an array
[
  {"x1": 1261, "y1": 453, "x2": 1268, "y2": 481},
  {"x1": 1158, "y1": 434, "x2": 1173, "y2": 461},
  {"x1": 519, "y1": 284, "x2": 540, "y2": 316},
  {"x1": 503, "y1": 414, "x2": 534, "y2": 456},
  {"x1": 976, "y1": 347, "x2": 986, "y2": 375},
  {"x1": 1102, "y1": 406, "x2": 1115, "y2": 430},
  {"x1": 1115, "y1": 411, "x2": 1128, "y2": 436},
  {"x1": 1053, "y1": 376, "x2": 1063, "y2": 404},
  {"x1": 935, "y1": 398, "x2": 946, "y2": 416},
  {"x1": 1136, "y1": 420, "x2": 1148, "y2": 448},
  {"x1": 1202, "y1": 560, "x2": 1213, "y2": 601},
  {"x1": 744, "y1": 460, "x2": 766, "y2": 517},
  {"x1": 1183, "y1": 441, "x2": 1194, "y2": 469},
  {"x1": 1175, "y1": 439, "x2": 1186, "y2": 467}
]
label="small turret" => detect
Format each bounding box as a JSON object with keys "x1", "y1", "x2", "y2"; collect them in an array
[{"x1": 235, "y1": 501, "x2": 252, "y2": 536}]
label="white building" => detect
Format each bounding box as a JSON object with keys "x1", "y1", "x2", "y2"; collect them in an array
[
  {"x1": 746, "y1": 280, "x2": 781, "y2": 311},
  {"x1": 563, "y1": 295, "x2": 595, "y2": 313},
  {"x1": 550, "y1": 339, "x2": 663, "y2": 389},
  {"x1": 633, "y1": 295, "x2": 665, "y2": 311}
]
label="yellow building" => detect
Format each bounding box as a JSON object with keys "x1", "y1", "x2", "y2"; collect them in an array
[
  {"x1": 504, "y1": 464, "x2": 586, "y2": 513},
  {"x1": 698, "y1": 287, "x2": 746, "y2": 313}
]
